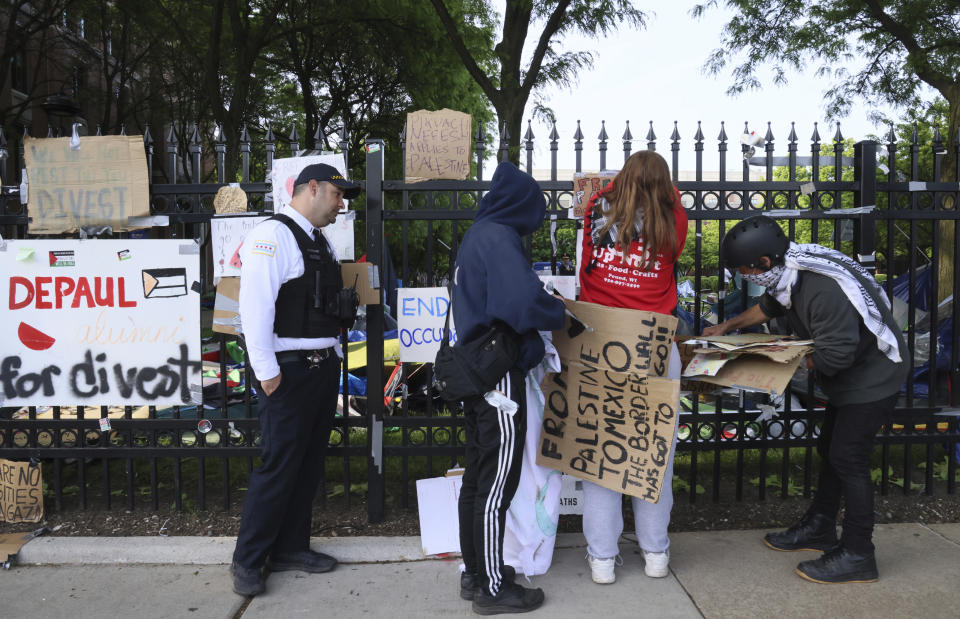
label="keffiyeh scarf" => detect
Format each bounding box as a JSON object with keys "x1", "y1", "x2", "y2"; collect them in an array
[
  {"x1": 746, "y1": 242, "x2": 902, "y2": 364},
  {"x1": 590, "y1": 197, "x2": 642, "y2": 248}
]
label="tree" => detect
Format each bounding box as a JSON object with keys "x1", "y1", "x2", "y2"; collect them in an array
[
  {"x1": 695, "y1": 0, "x2": 960, "y2": 299},
  {"x1": 428, "y1": 0, "x2": 646, "y2": 162}
]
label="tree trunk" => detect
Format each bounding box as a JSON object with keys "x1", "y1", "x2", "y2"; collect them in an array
[{"x1": 936, "y1": 93, "x2": 959, "y2": 302}]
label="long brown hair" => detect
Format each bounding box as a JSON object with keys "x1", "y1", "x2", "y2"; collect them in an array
[{"x1": 597, "y1": 150, "x2": 677, "y2": 270}]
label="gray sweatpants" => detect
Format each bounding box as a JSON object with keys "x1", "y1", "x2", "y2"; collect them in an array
[{"x1": 582, "y1": 342, "x2": 681, "y2": 558}]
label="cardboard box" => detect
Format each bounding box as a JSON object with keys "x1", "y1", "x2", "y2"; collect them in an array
[
  {"x1": 341, "y1": 262, "x2": 380, "y2": 305},
  {"x1": 681, "y1": 334, "x2": 813, "y2": 398}
]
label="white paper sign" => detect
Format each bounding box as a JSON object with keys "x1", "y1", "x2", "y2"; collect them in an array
[
  {"x1": 416, "y1": 475, "x2": 463, "y2": 556},
  {"x1": 539, "y1": 275, "x2": 577, "y2": 300},
  {"x1": 210, "y1": 215, "x2": 268, "y2": 281},
  {"x1": 1, "y1": 240, "x2": 202, "y2": 406},
  {"x1": 270, "y1": 154, "x2": 355, "y2": 261},
  {"x1": 397, "y1": 287, "x2": 456, "y2": 362}
]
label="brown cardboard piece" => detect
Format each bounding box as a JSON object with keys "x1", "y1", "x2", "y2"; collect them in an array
[
  {"x1": 571, "y1": 172, "x2": 616, "y2": 218},
  {"x1": 341, "y1": 262, "x2": 380, "y2": 305},
  {"x1": 404, "y1": 109, "x2": 471, "y2": 183},
  {"x1": 212, "y1": 277, "x2": 241, "y2": 336},
  {"x1": 681, "y1": 335, "x2": 812, "y2": 397},
  {"x1": 537, "y1": 300, "x2": 680, "y2": 502},
  {"x1": 0, "y1": 459, "x2": 44, "y2": 523},
  {"x1": 25, "y1": 135, "x2": 150, "y2": 234}
]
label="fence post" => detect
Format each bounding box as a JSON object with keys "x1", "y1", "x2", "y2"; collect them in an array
[
  {"x1": 853, "y1": 140, "x2": 878, "y2": 273},
  {"x1": 365, "y1": 138, "x2": 386, "y2": 523}
]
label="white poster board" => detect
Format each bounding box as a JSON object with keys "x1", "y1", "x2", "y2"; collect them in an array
[
  {"x1": 210, "y1": 215, "x2": 268, "y2": 281},
  {"x1": 1, "y1": 240, "x2": 202, "y2": 406},
  {"x1": 397, "y1": 287, "x2": 455, "y2": 362},
  {"x1": 271, "y1": 154, "x2": 355, "y2": 261},
  {"x1": 416, "y1": 475, "x2": 463, "y2": 556}
]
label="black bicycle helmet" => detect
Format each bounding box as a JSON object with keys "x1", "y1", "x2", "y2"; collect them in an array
[{"x1": 720, "y1": 215, "x2": 789, "y2": 269}]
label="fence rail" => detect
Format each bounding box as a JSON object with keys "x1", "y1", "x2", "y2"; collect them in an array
[{"x1": 1, "y1": 119, "x2": 958, "y2": 522}]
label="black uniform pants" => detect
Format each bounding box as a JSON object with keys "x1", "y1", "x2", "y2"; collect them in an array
[
  {"x1": 808, "y1": 392, "x2": 897, "y2": 555},
  {"x1": 458, "y1": 369, "x2": 526, "y2": 596},
  {"x1": 233, "y1": 352, "x2": 340, "y2": 568}
]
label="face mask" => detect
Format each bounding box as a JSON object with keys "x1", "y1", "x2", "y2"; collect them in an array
[{"x1": 741, "y1": 264, "x2": 786, "y2": 288}]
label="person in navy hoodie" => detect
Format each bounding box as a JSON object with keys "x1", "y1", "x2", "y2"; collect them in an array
[{"x1": 452, "y1": 161, "x2": 566, "y2": 615}]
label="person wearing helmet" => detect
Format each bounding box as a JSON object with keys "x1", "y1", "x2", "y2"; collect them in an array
[{"x1": 703, "y1": 215, "x2": 908, "y2": 584}]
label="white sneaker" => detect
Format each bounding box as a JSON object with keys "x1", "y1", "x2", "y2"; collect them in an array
[
  {"x1": 586, "y1": 554, "x2": 617, "y2": 584},
  {"x1": 642, "y1": 550, "x2": 670, "y2": 578}
]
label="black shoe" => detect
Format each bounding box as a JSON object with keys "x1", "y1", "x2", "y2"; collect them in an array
[
  {"x1": 796, "y1": 545, "x2": 878, "y2": 584},
  {"x1": 230, "y1": 561, "x2": 265, "y2": 597},
  {"x1": 472, "y1": 581, "x2": 544, "y2": 615},
  {"x1": 460, "y1": 565, "x2": 516, "y2": 601},
  {"x1": 764, "y1": 513, "x2": 838, "y2": 552},
  {"x1": 266, "y1": 549, "x2": 338, "y2": 574}
]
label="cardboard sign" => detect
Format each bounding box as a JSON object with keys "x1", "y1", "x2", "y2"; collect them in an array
[
  {"x1": 396, "y1": 287, "x2": 456, "y2": 362},
  {"x1": 210, "y1": 215, "x2": 268, "y2": 281},
  {"x1": 24, "y1": 136, "x2": 150, "y2": 234},
  {"x1": 416, "y1": 475, "x2": 463, "y2": 556},
  {"x1": 680, "y1": 334, "x2": 813, "y2": 397},
  {"x1": 212, "y1": 277, "x2": 241, "y2": 336},
  {"x1": 1, "y1": 240, "x2": 202, "y2": 406},
  {"x1": 404, "y1": 109, "x2": 471, "y2": 183},
  {"x1": 341, "y1": 263, "x2": 380, "y2": 305},
  {"x1": 570, "y1": 171, "x2": 616, "y2": 218},
  {"x1": 0, "y1": 460, "x2": 43, "y2": 523},
  {"x1": 537, "y1": 300, "x2": 679, "y2": 502}
]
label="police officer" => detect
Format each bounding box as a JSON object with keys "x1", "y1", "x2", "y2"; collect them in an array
[
  {"x1": 704, "y1": 215, "x2": 908, "y2": 584},
  {"x1": 231, "y1": 163, "x2": 360, "y2": 597}
]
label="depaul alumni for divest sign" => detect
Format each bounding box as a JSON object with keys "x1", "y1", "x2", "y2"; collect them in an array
[{"x1": 1, "y1": 240, "x2": 202, "y2": 407}]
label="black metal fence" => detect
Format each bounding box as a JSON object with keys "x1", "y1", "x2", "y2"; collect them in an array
[{"x1": 0, "y1": 119, "x2": 958, "y2": 523}]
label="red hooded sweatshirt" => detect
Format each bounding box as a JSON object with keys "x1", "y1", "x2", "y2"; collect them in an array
[{"x1": 579, "y1": 182, "x2": 688, "y2": 315}]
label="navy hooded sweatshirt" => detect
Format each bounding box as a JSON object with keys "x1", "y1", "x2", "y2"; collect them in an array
[{"x1": 451, "y1": 161, "x2": 566, "y2": 371}]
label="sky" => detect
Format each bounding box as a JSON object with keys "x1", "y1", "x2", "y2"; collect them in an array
[{"x1": 502, "y1": 2, "x2": 934, "y2": 175}]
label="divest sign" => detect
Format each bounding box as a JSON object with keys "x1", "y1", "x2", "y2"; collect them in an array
[
  {"x1": 397, "y1": 287, "x2": 456, "y2": 363},
  {"x1": 1, "y1": 240, "x2": 202, "y2": 407}
]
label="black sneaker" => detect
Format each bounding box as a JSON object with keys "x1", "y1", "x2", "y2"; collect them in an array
[
  {"x1": 764, "y1": 513, "x2": 838, "y2": 552},
  {"x1": 472, "y1": 581, "x2": 544, "y2": 615},
  {"x1": 796, "y1": 545, "x2": 879, "y2": 584},
  {"x1": 460, "y1": 565, "x2": 516, "y2": 601},
  {"x1": 230, "y1": 561, "x2": 265, "y2": 597},
  {"x1": 266, "y1": 549, "x2": 338, "y2": 574}
]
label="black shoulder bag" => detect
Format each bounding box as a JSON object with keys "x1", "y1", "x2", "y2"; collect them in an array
[{"x1": 433, "y1": 288, "x2": 521, "y2": 402}]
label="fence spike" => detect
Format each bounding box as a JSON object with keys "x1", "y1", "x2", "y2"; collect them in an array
[
  {"x1": 143, "y1": 124, "x2": 153, "y2": 145},
  {"x1": 811, "y1": 122, "x2": 821, "y2": 144},
  {"x1": 313, "y1": 123, "x2": 323, "y2": 148},
  {"x1": 95, "y1": 125, "x2": 103, "y2": 136},
  {"x1": 691, "y1": 121, "x2": 702, "y2": 143},
  {"x1": 597, "y1": 120, "x2": 608, "y2": 142},
  {"x1": 622, "y1": 120, "x2": 633, "y2": 142},
  {"x1": 764, "y1": 121, "x2": 774, "y2": 143},
  {"x1": 214, "y1": 123, "x2": 224, "y2": 144},
  {"x1": 190, "y1": 123, "x2": 201, "y2": 145},
  {"x1": 645, "y1": 121, "x2": 656, "y2": 143},
  {"x1": 119, "y1": 123, "x2": 126, "y2": 136},
  {"x1": 22, "y1": 124, "x2": 31, "y2": 139},
  {"x1": 910, "y1": 123, "x2": 919, "y2": 144},
  {"x1": 47, "y1": 125, "x2": 54, "y2": 138},
  {"x1": 240, "y1": 124, "x2": 250, "y2": 143},
  {"x1": 265, "y1": 121, "x2": 275, "y2": 142},
  {"x1": 933, "y1": 126, "x2": 943, "y2": 152},
  {"x1": 167, "y1": 124, "x2": 178, "y2": 143},
  {"x1": 549, "y1": 120, "x2": 559, "y2": 143},
  {"x1": 717, "y1": 121, "x2": 727, "y2": 143},
  {"x1": 886, "y1": 125, "x2": 897, "y2": 144},
  {"x1": 524, "y1": 119, "x2": 534, "y2": 144},
  {"x1": 833, "y1": 122, "x2": 843, "y2": 143},
  {"x1": 573, "y1": 120, "x2": 583, "y2": 142},
  {"x1": 499, "y1": 121, "x2": 510, "y2": 142},
  {"x1": 787, "y1": 122, "x2": 797, "y2": 143}
]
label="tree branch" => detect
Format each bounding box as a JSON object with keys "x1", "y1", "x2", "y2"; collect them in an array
[
  {"x1": 427, "y1": 0, "x2": 500, "y2": 105},
  {"x1": 521, "y1": 0, "x2": 573, "y2": 95}
]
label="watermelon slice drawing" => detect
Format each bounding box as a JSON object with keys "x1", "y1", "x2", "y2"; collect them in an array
[{"x1": 18, "y1": 322, "x2": 56, "y2": 351}]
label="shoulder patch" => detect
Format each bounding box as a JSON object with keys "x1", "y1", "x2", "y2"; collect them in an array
[{"x1": 251, "y1": 240, "x2": 277, "y2": 257}]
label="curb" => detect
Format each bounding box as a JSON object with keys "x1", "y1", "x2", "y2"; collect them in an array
[{"x1": 16, "y1": 533, "x2": 588, "y2": 566}]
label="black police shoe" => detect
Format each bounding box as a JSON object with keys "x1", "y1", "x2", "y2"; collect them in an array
[
  {"x1": 266, "y1": 549, "x2": 338, "y2": 573},
  {"x1": 796, "y1": 545, "x2": 879, "y2": 584},
  {"x1": 472, "y1": 581, "x2": 544, "y2": 615},
  {"x1": 230, "y1": 561, "x2": 265, "y2": 597},
  {"x1": 763, "y1": 513, "x2": 838, "y2": 552},
  {"x1": 460, "y1": 565, "x2": 516, "y2": 600}
]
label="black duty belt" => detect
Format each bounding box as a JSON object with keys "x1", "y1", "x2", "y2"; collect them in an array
[{"x1": 276, "y1": 348, "x2": 334, "y2": 368}]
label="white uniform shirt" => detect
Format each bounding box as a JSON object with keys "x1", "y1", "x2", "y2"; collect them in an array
[{"x1": 239, "y1": 207, "x2": 341, "y2": 381}]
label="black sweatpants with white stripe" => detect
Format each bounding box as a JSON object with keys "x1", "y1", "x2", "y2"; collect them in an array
[{"x1": 458, "y1": 368, "x2": 526, "y2": 596}]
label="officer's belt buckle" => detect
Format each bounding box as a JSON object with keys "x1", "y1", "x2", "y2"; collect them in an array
[{"x1": 306, "y1": 349, "x2": 328, "y2": 368}]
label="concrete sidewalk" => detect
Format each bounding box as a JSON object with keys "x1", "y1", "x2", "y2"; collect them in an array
[{"x1": 2, "y1": 523, "x2": 959, "y2": 618}]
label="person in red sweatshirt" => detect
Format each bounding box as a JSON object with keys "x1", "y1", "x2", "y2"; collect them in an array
[{"x1": 578, "y1": 150, "x2": 688, "y2": 584}]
